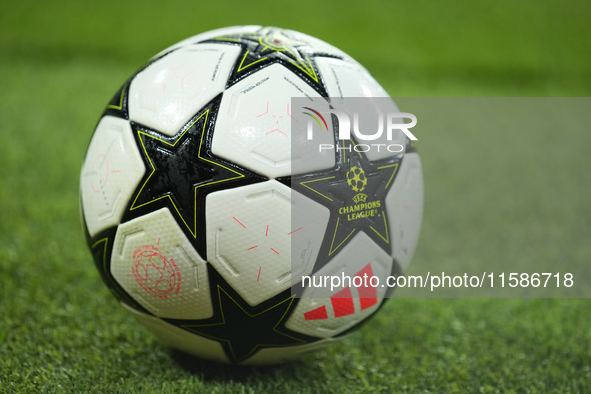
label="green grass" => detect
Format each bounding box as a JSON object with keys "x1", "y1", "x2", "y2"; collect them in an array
[{"x1": 1, "y1": 0, "x2": 590, "y2": 392}]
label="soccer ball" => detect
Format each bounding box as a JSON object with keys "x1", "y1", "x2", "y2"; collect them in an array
[{"x1": 80, "y1": 26, "x2": 424, "y2": 365}]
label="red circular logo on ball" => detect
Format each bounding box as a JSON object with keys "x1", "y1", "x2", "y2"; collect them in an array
[{"x1": 132, "y1": 245, "x2": 181, "y2": 299}]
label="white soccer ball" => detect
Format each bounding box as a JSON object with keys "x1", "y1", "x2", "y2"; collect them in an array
[{"x1": 80, "y1": 26, "x2": 423, "y2": 365}]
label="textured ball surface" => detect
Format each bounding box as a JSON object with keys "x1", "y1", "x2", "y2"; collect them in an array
[{"x1": 80, "y1": 26, "x2": 424, "y2": 365}]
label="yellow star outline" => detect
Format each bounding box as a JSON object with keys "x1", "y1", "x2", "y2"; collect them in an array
[
  {"x1": 236, "y1": 50, "x2": 268, "y2": 72},
  {"x1": 182, "y1": 285, "x2": 305, "y2": 362},
  {"x1": 130, "y1": 110, "x2": 245, "y2": 238},
  {"x1": 106, "y1": 85, "x2": 126, "y2": 110},
  {"x1": 214, "y1": 32, "x2": 258, "y2": 43},
  {"x1": 257, "y1": 35, "x2": 319, "y2": 82},
  {"x1": 377, "y1": 163, "x2": 399, "y2": 189},
  {"x1": 369, "y1": 211, "x2": 390, "y2": 244},
  {"x1": 286, "y1": 54, "x2": 319, "y2": 82},
  {"x1": 91, "y1": 237, "x2": 109, "y2": 273},
  {"x1": 90, "y1": 237, "x2": 149, "y2": 310},
  {"x1": 300, "y1": 176, "x2": 335, "y2": 202},
  {"x1": 215, "y1": 33, "x2": 319, "y2": 82},
  {"x1": 328, "y1": 217, "x2": 357, "y2": 256},
  {"x1": 302, "y1": 141, "x2": 399, "y2": 256}
]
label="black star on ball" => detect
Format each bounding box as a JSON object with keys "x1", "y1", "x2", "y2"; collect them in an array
[
  {"x1": 125, "y1": 97, "x2": 265, "y2": 258},
  {"x1": 291, "y1": 139, "x2": 404, "y2": 271},
  {"x1": 165, "y1": 264, "x2": 320, "y2": 363},
  {"x1": 203, "y1": 27, "x2": 328, "y2": 96}
]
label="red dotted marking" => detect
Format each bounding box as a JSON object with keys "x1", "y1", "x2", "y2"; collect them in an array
[
  {"x1": 288, "y1": 227, "x2": 303, "y2": 235},
  {"x1": 270, "y1": 248, "x2": 280, "y2": 255},
  {"x1": 257, "y1": 266, "x2": 262, "y2": 281},
  {"x1": 169, "y1": 62, "x2": 188, "y2": 71},
  {"x1": 404, "y1": 205, "x2": 411, "y2": 209},
  {"x1": 180, "y1": 70, "x2": 194, "y2": 87},
  {"x1": 179, "y1": 296, "x2": 187, "y2": 301},
  {"x1": 247, "y1": 245, "x2": 258, "y2": 250},
  {"x1": 266, "y1": 225, "x2": 269, "y2": 237},
  {"x1": 233, "y1": 217, "x2": 246, "y2": 228},
  {"x1": 157, "y1": 238, "x2": 160, "y2": 245},
  {"x1": 272, "y1": 115, "x2": 284, "y2": 125},
  {"x1": 265, "y1": 128, "x2": 288, "y2": 137},
  {"x1": 111, "y1": 170, "x2": 121, "y2": 173},
  {"x1": 287, "y1": 104, "x2": 298, "y2": 122},
  {"x1": 256, "y1": 102, "x2": 269, "y2": 118}
]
